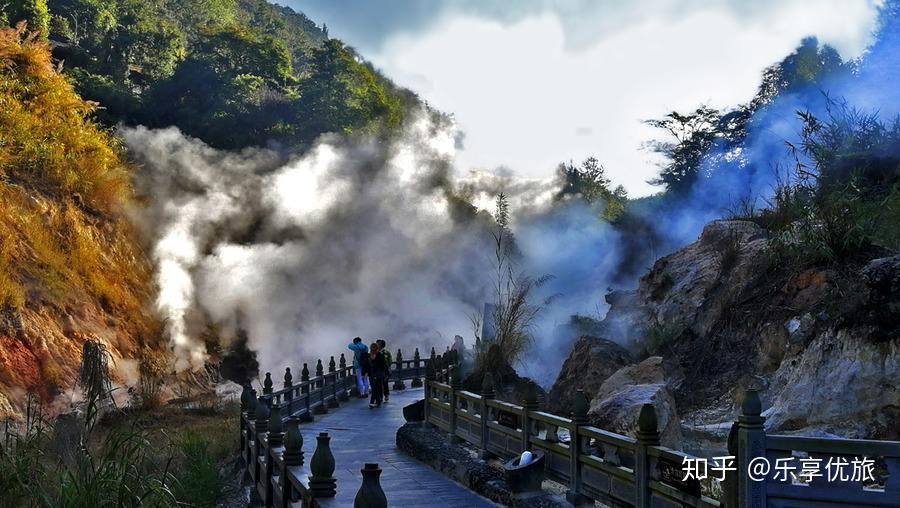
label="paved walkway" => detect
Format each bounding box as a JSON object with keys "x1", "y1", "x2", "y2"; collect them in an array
[{"x1": 295, "y1": 386, "x2": 497, "y2": 507}]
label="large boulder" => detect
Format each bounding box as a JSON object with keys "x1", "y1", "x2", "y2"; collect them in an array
[
  {"x1": 600, "y1": 220, "x2": 770, "y2": 351},
  {"x1": 588, "y1": 357, "x2": 684, "y2": 449},
  {"x1": 764, "y1": 329, "x2": 900, "y2": 439},
  {"x1": 546, "y1": 336, "x2": 634, "y2": 415}
]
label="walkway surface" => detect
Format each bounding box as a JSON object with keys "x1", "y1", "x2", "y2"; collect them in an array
[{"x1": 296, "y1": 386, "x2": 497, "y2": 507}]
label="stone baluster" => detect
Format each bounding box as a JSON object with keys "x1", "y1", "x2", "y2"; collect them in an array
[
  {"x1": 424, "y1": 357, "x2": 435, "y2": 426},
  {"x1": 480, "y1": 372, "x2": 495, "y2": 459},
  {"x1": 634, "y1": 403, "x2": 660, "y2": 508},
  {"x1": 393, "y1": 349, "x2": 406, "y2": 390},
  {"x1": 309, "y1": 432, "x2": 337, "y2": 498},
  {"x1": 314, "y1": 359, "x2": 328, "y2": 415},
  {"x1": 521, "y1": 384, "x2": 538, "y2": 453},
  {"x1": 354, "y1": 463, "x2": 388, "y2": 508},
  {"x1": 283, "y1": 368, "x2": 293, "y2": 406},
  {"x1": 339, "y1": 354, "x2": 350, "y2": 401},
  {"x1": 254, "y1": 395, "x2": 271, "y2": 482},
  {"x1": 328, "y1": 356, "x2": 339, "y2": 408},
  {"x1": 448, "y1": 361, "x2": 462, "y2": 443},
  {"x1": 411, "y1": 348, "x2": 423, "y2": 388},
  {"x1": 567, "y1": 390, "x2": 589, "y2": 505},
  {"x1": 282, "y1": 416, "x2": 303, "y2": 507},
  {"x1": 263, "y1": 372, "x2": 274, "y2": 395},
  {"x1": 300, "y1": 363, "x2": 313, "y2": 423},
  {"x1": 737, "y1": 389, "x2": 766, "y2": 508},
  {"x1": 240, "y1": 384, "x2": 252, "y2": 457},
  {"x1": 265, "y1": 400, "x2": 284, "y2": 505}
]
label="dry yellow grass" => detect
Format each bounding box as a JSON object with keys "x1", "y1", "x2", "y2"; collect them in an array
[{"x1": 0, "y1": 24, "x2": 161, "y2": 396}]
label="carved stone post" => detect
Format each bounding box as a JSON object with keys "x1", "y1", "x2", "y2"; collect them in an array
[
  {"x1": 521, "y1": 384, "x2": 538, "y2": 453},
  {"x1": 254, "y1": 395, "x2": 271, "y2": 482},
  {"x1": 354, "y1": 463, "x2": 387, "y2": 508},
  {"x1": 567, "y1": 390, "x2": 589, "y2": 505},
  {"x1": 263, "y1": 372, "x2": 274, "y2": 395},
  {"x1": 480, "y1": 372, "x2": 495, "y2": 459},
  {"x1": 266, "y1": 400, "x2": 284, "y2": 505},
  {"x1": 448, "y1": 362, "x2": 462, "y2": 443},
  {"x1": 309, "y1": 432, "x2": 337, "y2": 498},
  {"x1": 737, "y1": 389, "x2": 766, "y2": 508},
  {"x1": 411, "y1": 348, "x2": 423, "y2": 388},
  {"x1": 328, "y1": 356, "x2": 339, "y2": 408},
  {"x1": 300, "y1": 363, "x2": 313, "y2": 423},
  {"x1": 314, "y1": 359, "x2": 328, "y2": 415},
  {"x1": 240, "y1": 384, "x2": 252, "y2": 458},
  {"x1": 339, "y1": 353, "x2": 350, "y2": 401},
  {"x1": 282, "y1": 416, "x2": 303, "y2": 507},
  {"x1": 393, "y1": 349, "x2": 406, "y2": 390},
  {"x1": 283, "y1": 416, "x2": 304, "y2": 466},
  {"x1": 283, "y1": 368, "x2": 293, "y2": 403},
  {"x1": 634, "y1": 403, "x2": 660, "y2": 508},
  {"x1": 424, "y1": 358, "x2": 435, "y2": 426}
]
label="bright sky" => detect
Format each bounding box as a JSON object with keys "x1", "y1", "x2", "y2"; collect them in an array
[{"x1": 285, "y1": 0, "x2": 882, "y2": 196}]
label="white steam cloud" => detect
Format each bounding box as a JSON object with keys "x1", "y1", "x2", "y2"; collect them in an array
[{"x1": 123, "y1": 112, "x2": 567, "y2": 374}]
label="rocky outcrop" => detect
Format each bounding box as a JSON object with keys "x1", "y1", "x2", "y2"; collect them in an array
[
  {"x1": 588, "y1": 357, "x2": 684, "y2": 449},
  {"x1": 546, "y1": 336, "x2": 634, "y2": 415},
  {"x1": 765, "y1": 329, "x2": 900, "y2": 439},
  {"x1": 550, "y1": 219, "x2": 900, "y2": 446}
]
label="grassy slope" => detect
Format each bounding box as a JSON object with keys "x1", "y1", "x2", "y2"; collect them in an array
[{"x1": 0, "y1": 25, "x2": 164, "y2": 417}]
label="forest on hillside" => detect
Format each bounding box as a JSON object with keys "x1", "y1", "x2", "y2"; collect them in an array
[{"x1": 2, "y1": 0, "x2": 416, "y2": 149}]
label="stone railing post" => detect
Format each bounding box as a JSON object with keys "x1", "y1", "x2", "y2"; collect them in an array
[
  {"x1": 282, "y1": 416, "x2": 303, "y2": 508},
  {"x1": 737, "y1": 389, "x2": 766, "y2": 508},
  {"x1": 263, "y1": 372, "x2": 274, "y2": 395},
  {"x1": 265, "y1": 399, "x2": 284, "y2": 506},
  {"x1": 424, "y1": 358, "x2": 435, "y2": 426},
  {"x1": 300, "y1": 363, "x2": 313, "y2": 423},
  {"x1": 567, "y1": 389, "x2": 589, "y2": 505},
  {"x1": 480, "y1": 372, "x2": 495, "y2": 459},
  {"x1": 314, "y1": 359, "x2": 328, "y2": 415},
  {"x1": 393, "y1": 349, "x2": 406, "y2": 390},
  {"x1": 354, "y1": 463, "x2": 387, "y2": 508},
  {"x1": 254, "y1": 395, "x2": 271, "y2": 483},
  {"x1": 240, "y1": 384, "x2": 252, "y2": 459},
  {"x1": 309, "y1": 432, "x2": 337, "y2": 498},
  {"x1": 411, "y1": 348, "x2": 422, "y2": 388},
  {"x1": 339, "y1": 353, "x2": 350, "y2": 401},
  {"x1": 521, "y1": 384, "x2": 538, "y2": 453},
  {"x1": 634, "y1": 403, "x2": 660, "y2": 508},
  {"x1": 328, "y1": 356, "x2": 339, "y2": 408},
  {"x1": 283, "y1": 368, "x2": 293, "y2": 404},
  {"x1": 448, "y1": 362, "x2": 462, "y2": 443}
]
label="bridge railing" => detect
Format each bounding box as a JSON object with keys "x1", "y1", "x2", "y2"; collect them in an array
[
  {"x1": 238, "y1": 346, "x2": 432, "y2": 507},
  {"x1": 425, "y1": 359, "x2": 900, "y2": 508}
]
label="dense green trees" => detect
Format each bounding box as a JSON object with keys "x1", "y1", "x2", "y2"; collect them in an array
[
  {"x1": 556, "y1": 156, "x2": 628, "y2": 221},
  {"x1": 1, "y1": 0, "x2": 412, "y2": 149}
]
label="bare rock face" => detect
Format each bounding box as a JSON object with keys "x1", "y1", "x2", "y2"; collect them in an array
[
  {"x1": 587, "y1": 357, "x2": 683, "y2": 449},
  {"x1": 546, "y1": 336, "x2": 634, "y2": 415},
  {"x1": 601, "y1": 220, "x2": 770, "y2": 351},
  {"x1": 765, "y1": 329, "x2": 900, "y2": 439}
]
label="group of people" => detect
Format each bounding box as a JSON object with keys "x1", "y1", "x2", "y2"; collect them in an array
[{"x1": 347, "y1": 337, "x2": 393, "y2": 408}]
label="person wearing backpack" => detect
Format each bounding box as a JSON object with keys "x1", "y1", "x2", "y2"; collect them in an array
[
  {"x1": 377, "y1": 339, "x2": 392, "y2": 402},
  {"x1": 348, "y1": 337, "x2": 369, "y2": 397}
]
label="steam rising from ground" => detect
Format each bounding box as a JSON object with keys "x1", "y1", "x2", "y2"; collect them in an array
[{"x1": 123, "y1": 113, "x2": 564, "y2": 373}]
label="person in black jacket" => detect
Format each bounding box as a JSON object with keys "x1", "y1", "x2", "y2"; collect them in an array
[
  {"x1": 368, "y1": 342, "x2": 388, "y2": 408},
  {"x1": 377, "y1": 339, "x2": 391, "y2": 402}
]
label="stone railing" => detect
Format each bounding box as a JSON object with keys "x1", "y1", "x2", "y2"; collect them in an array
[
  {"x1": 238, "y1": 346, "x2": 430, "y2": 507},
  {"x1": 425, "y1": 360, "x2": 900, "y2": 508}
]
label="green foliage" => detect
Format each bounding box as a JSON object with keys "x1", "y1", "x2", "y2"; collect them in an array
[
  {"x1": 36, "y1": 0, "x2": 409, "y2": 149},
  {"x1": 736, "y1": 102, "x2": 900, "y2": 265},
  {"x1": 644, "y1": 105, "x2": 723, "y2": 195},
  {"x1": 556, "y1": 156, "x2": 628, "y2": 220},
  {"x1": 299, "y1": 38, "x2": 404, "y2": 139},
  {"x1": 4, "y1": 0, "x2": 51, "y2": 37}
]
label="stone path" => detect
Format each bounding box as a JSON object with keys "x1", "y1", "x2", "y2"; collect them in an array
[{"x1": 296, "y1": 386, "x2": 497, "y2": 507}]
